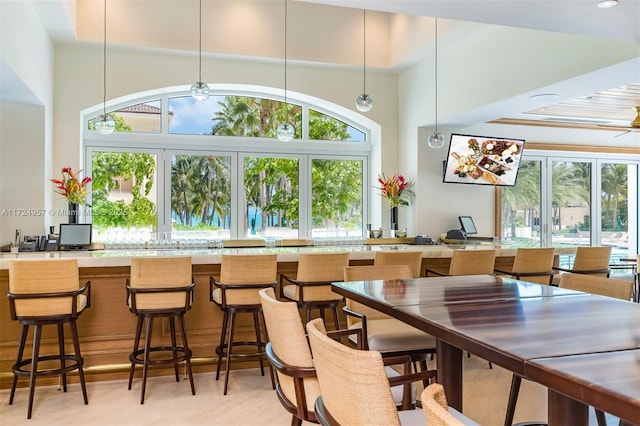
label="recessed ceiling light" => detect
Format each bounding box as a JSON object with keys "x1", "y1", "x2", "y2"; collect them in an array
[
  {"x1": 597, "y1": 0, "x2": 618, "y2": 8},
  {"x1": 529, "y1": 93, "x2": 560, "y2": 102}
]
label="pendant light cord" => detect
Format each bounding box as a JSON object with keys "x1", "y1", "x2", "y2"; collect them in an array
[
  {"x1": 434, "y1": 18, "x2": 438, "y2": 134},
  {"x1": 198, "y1": 0, "x2": 203, "y2": 82},
  {"x1": 362, "y1": 9, "x2": 366, "y2": 94},
  {"x1": 102, "y1": 0, "x2": 107, "y2": 118},
  {"x1": 283, "y1": 0, "x2": 288, "y2": 104}
]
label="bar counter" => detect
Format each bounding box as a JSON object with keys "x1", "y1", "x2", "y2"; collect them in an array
[{"x1": 0, "y1": 244, "x2": 575, "y2": 388}]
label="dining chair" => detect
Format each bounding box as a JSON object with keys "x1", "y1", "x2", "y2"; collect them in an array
[
  {"x1": 306, "y1": 318, "x2": 440, "y2": 426},
  {"x1": 260, "y1": 288, "x2": 420, "y2": 425},
  {"x1": 280, "y1": 252, "x2": 350, "y2": 329},
  {"x1": 126, "y1": 256, "x2": 196, "y2": 404},
  {"x1": 343, "y1": 265, "x2": 437, "y2": 372},
  {"x1": 7, "y1": 259, "x2": 90, "y2": 419},
  {"x1": 494, "y1": 247, "x2": 555, "y2": 285},
  {"x1": 504, "y1": 273, "x2": 633, "y2": 426},
  {"x1": 211, "y1": 254, "x2": 278, "y2": 395},
  {"x1": 421, "y1": 383, "x2": 480, "y2": 426},
  {"x1": 374, "y1": 250, "x2": 424, "y2": 277},
  {"x1": 551, "y1": 246, "x2": 612, "y2": 284},
  {"x1": 425, "y1": 249, "x2": 496, "y2": 277}
]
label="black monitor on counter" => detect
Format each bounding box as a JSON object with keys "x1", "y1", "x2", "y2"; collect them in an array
[
  {"x1": 459, "y1": 216, "x2": 478, "y2": 235},
  {"x1": 59, "y1": 223, "x2": 92, "y2": 250}
]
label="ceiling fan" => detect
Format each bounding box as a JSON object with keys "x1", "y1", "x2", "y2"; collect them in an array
[{"x1": 598, "y1": 106, "x2": 640, "y2": 137}]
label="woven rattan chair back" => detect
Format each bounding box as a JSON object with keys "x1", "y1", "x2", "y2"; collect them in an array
[
  {"x1": 129, "y1": 256, "x2": 192, "y2": 310},
  {"x1": 572, "y1": 246, "x2": 612, "y2": 274},
  {"x1": 9, "y1": 258, "x2": 82, "y2": 317},
  {"x1": 448, "y1": 250, "x2": 496, "y2": 276},
  {"x1": 510, "y1": 247, "x2": 555, "y2": 285},
  {"x1": 259, "y1": 288, "x2": 320, "y2": 423},
  {"x1": 343, "y1": 265, "x2": 412, "y2": 326},
  {"x1": 559, "y1": 273, "x2": 633, "y2": 301},
  {"x1": 374, "y1": 251, "x2": 423, "y2": 278},
  {"x1": 292, "y1": 252, "x2": 350, "y2": 300},
  {"x1": 421, "y1": 384, "x2": 465, "y2": 426},
  {"x1": 218, "y1": 254, "x2": 278, "y2": 306},
  {"x1": 307, "y1": 318, "x2": 401, "y2": 426}
]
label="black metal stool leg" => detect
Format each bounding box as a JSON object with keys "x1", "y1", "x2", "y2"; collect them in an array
[
  {"x1": 179, "y1": 314, "x2": 196, "y2": 395},
  {"x1": 253, "y1": 310, "x2": 265, "y2": 377},
  {"x1": 140, "y1": 316, "x2": 153, "y2": 404},
  {"x1": 70, "y1": 319, "x2": 88, "y2": 405},
  {"x1": 216, "y1": 310, "x2": 230, "y2": 381},
  {"x1": 57, "y1": 323, "x2": 67, "y2": 392},
  {"x1": 9, "y1": 325, "x2": 29, "y2": 405},
  {"x1": 223, "y1": 311, "x2": 237, "y2": 395},
  {"x1": 169, "y1": 317, "x2": 179, "y2": 382},
  {"x1": 128, "y1": 315, "x2": 144, "y2": 390},
  {"x1": 27, "y1": 325, "x2": 43, "y2": 420}
]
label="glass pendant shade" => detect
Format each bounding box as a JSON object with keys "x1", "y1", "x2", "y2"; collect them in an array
[
  {"x1": 96, "y1": 113, "x2": 115, "y2": 134},
  {"x1": 277, "y1": 123, "x2": 295, "y2": 141},
  {"x1": 356, "y1": 94, "x2": 373, "y2": 112},
  {"x1": 190, "y1": 81, "x2": 210, "y2": 101},
  {"x1": 427, "y1": 131, "x2": 445, "y2": 149}
]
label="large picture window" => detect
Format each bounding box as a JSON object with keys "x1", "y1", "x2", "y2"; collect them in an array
[{"x1": 84, "y1": 86, "x2": 372, "y2": 242}]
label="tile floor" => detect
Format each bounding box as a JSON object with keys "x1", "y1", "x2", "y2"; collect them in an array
[{"x1": 0, "y1": 355, "x2": 613, "y2": 425}]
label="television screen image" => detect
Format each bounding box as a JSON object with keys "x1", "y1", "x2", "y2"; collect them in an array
[
  {"x1": 59, "y1": 223, "x2": 92, "y2": 250},
  {"x1": 443, "y1": 134, "x2": 525, "y2": 186}
]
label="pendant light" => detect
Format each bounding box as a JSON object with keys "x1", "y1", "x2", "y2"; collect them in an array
[
  {"x1": 427, "y1": 18, "x2": 445, "y2": 149},
  {"x1": 190, "y1": 0, "x2": 210, "y2": 101},
  {"x1": 355, "y1": 9, "x2": 373, "y2": 112},
  {"x1": 96, "y1": 0, "x2": 114, "y2": 134},
  {"x1": 277, "y1": 0, "x2": 295, "y2": 141}
]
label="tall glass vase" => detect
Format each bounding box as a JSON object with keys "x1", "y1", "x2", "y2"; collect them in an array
[
  {"x1": 68, "y1": 202, "x2": 78, "y2": 224},
  {"x1": 390, "y1": 206, "x2": 398, "y2": 235}
]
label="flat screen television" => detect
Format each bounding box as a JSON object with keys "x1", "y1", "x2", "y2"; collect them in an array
[
  {"x1": 459, "y1": 216, "x2": 478, "y2": 235},
  {"x1": 59, "y1": 223, "x2": 92, "y2": 250},
  {"x1": 443, "y1": 133, "x2": 525, "y2": 186}
]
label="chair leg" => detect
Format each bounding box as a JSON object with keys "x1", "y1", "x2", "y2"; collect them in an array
[
  {"x1": 305, "y1": 307, "x2": 312, "y2": 325},
  {"x1": 223, "y1": 311, "x2": 237, "y2": 395},
  {"x1": 253, "y1": 310, "x2": 265, "y2": 377},
  {"x1": 504, "y1": 374, "x2": 522, "y2": 426},
  {"x1": 128, "y1": 315, "x2": 144, "y2": 390},
  {"x1": 169, "y1": 317, "x2": 179, "y2": 382},
  {"x1": 27, "y1": 325, "x2": 43, "y2": 419},
  {"x1": 57, "y1": 323, "x2": 67, "y2": 392},
  {"x1": 140, "y1": 316, "x2": 154, "y2": 404},
  {"x1": 291, "y1": 415, "x2": 303, "y2": 426},
  {"x1": 9, "y1": 325, "x2": 29, "y2": 405},
  {"x1": 594, "y1": 408, "x2": 607, "y2": 426},
  {"x1": 331, "y1": 306, "x2": 340, "y2": 330},
  {"x1": 216, "y1": 310, "x2": 230, "y2": 381},
  {"x1": 69, "y1": 319, "x2": 88, "y2": 405},
  {"x1": 178, "y1": 313, "x2": 196, "y2": 396}
]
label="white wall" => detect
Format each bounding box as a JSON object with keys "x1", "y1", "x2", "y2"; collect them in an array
[{"x1": 0, "y1": 0, "x2": 55, "y2": 244}]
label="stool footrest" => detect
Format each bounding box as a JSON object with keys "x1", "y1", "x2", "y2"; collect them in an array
[
  {"x1": 12, "y1": 354, "x2": 83, "y2": 377},
  {"x1": 130, "y1": 346, "x2": 192, "y2": 367}
]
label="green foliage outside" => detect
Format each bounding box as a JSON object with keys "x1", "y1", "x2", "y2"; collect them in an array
[
  {"x1": 90, "y1": 97, "x2": 364, "y2": 235},
  {"x1": 501, "y1": 160, "x2": 629, "y2": 245}
]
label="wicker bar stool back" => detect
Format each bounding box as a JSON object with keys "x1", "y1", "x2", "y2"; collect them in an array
[{"x1": 7, "y1": 259, "x2": 90, "y2": 419}]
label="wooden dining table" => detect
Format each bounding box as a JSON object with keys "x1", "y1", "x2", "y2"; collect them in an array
[{"x1": 331, "y1": 274, "x2": 640, "y2": 426}]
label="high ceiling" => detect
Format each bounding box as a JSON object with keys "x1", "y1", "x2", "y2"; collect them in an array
[{"x1": 14, "y1": 0, "x2": 640, "y2": 147}]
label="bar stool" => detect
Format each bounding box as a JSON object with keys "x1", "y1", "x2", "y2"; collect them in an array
[
  {"x1": 494, "y1": 247, "x2": 555, "y2": 285},
  {"x1": 374, "y1": 250, "x2": 423, "y2": 277},
  {"x1": 280, "y1": 252, "x2": 350, "y2": 328},
  {"x1": 210, "y1": 254, "x2": 278, "y2": 395},
  {"x1": 7, "y1": 259, "x2": 90, "y2": 419},
  {"x1": 126, "y1": 256, "x2": 196, "y2": 404}
]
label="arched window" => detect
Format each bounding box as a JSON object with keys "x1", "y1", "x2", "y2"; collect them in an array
[{"x1": 83, "y1": 85, "x2": 378, "y2": 244}]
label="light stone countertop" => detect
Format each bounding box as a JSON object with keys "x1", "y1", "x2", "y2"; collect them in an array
[{"x1": 0, "y1": 244, "x2": 574, "y2": 270}]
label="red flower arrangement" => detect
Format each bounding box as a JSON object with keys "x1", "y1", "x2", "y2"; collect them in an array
[
  {"x1": 376, "y1": 173, "x2": 415, "y2": 207},
  {"x1": 51, "y1": 167, "x2": 92, "y2": 205}
]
